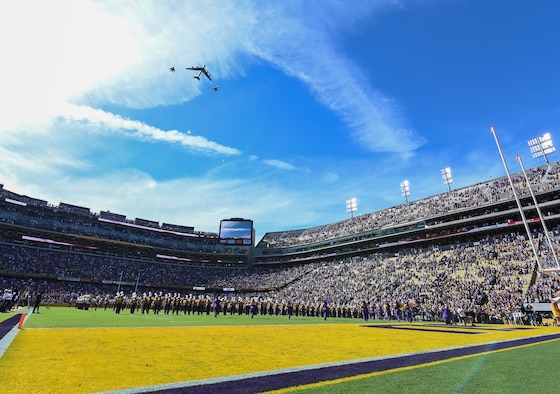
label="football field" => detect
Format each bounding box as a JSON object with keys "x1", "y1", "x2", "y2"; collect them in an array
[{"x1": 0, "y1": 307, "x2": 559, "y2": 393}]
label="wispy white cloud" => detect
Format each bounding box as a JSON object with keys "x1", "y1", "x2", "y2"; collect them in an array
[
  {"x1": 60, "y1": 104, "x2": 241, "y2": 156},
  {"x1": 262, "y1": 159, "x2": 298, "y2": 171},
  {"x1": 15, "y1": 169, "x2": 336, "y2": 239},
  {"x1": 1, "y1": 1, "x2": 422, "y2": 154},
  {"x1": 0, "y1": 0, "x2": 430, "y2": 237},
  {"x1": 244, "y1": 1, "x2": 426, "y2": 156},
  {"x1": 322, "y1": 172, "x2": 340, "y2": 184},
  {"x1": 0, "y1": 1, "x2": 140, "y2": 130}
]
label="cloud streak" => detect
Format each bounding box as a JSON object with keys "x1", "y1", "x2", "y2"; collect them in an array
[
  {"x1": 1, "y1": 1, "x2": 423, "y2": 156},
  {"x1": 244, "y1": 1, "x2": 426, "y2": 156},
  {"x1": 262, "y1": 159, "x2": 298, "y2": 171},
  {"x1": 60, "y1": 104, "x2": 241, "y2": 156}
]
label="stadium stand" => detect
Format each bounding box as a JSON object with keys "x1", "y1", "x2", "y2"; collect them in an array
[{"x1": 2, "y1": 163, "x2": 560, "y2": 325}]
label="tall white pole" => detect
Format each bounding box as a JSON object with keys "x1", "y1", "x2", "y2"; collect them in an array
[
  {"x1": 538, "y1": 137, "x2": 550, "y2": 165},
  {"x1": 117, "y1": 270, "x2": 124, "y2": 294},
  {"x1": 516, "y1": 154, "x2": 560, "y2": 270},
  {"x1": 490, "y1": 126, "x2": 541, "y2": 269},
  {"x1": 134, "y1": 271, "x2": 141, "y2": 293}
]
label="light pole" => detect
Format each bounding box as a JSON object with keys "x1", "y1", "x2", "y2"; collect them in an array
[
  {"x1": 400, "y1": 180, "x2": 410, "y2": 203},
  {"x1": 346, "y1": 197, "x2": 357, "y2": 218},
  {"x1": 491, "y1": 126, "x2": 541, "y2": 270},
  {"x1": 516, "y1": 154, "x2": 560, "y2": 271},
  {"x1": 528, "y1": 132, "x2": 555, "y2": 165},
  {"x1": 441, "y1": 167, "x2": 453, "y2": 192}
]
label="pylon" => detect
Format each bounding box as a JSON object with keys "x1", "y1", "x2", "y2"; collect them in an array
[{"x1": 17, "y1": 313, "x2": 26, "y2": 329}]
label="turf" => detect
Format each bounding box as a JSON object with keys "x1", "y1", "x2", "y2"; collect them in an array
[
  {"x1": 23, "y1": 306, "x2": 358, "y2": 328},
  {"x1": 1, "y1": 307, "x2": 559, "y2": 394},
  {"x1": 0, "y1": 312, "x2": 15, "y2": 323},
  {"x1": 295, "y1": 339, "x2": 560, "y2": 394}
]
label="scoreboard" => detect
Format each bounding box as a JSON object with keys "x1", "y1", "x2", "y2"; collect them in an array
[{"x1": 219, "y1": 218, "x2": 254, "y2": 246}]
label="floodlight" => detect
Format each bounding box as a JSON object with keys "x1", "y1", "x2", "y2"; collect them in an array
[
  {"x1": 441, "y1": 167, "x2": 453, "y2": 192},
  {"x1": 400, "y1": 180, "x2": 410, "y2": 203},
  {"x1": 346, "y1": 197, "x2": 357, "y2": 218},
  {"x1": 528, "y1": 132, "x2": 555, "y2": 164}
]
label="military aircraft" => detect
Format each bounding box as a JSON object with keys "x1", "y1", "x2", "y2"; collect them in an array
[
  {"x1": 186, "y1": 65, "x2": 211, "y2": 81},
  {"x1": 212, "y1": 86, "x2": 219, "y2": 92},
  {"x1": 169, "y1": 66, "x2": 175, "y2": 72}
]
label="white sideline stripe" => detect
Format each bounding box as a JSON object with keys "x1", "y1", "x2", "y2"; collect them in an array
[{"x1": 0, "y1": 312, "x2": 32, "y2": 359}]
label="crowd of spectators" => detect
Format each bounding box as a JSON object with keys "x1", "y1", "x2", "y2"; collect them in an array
[
  {"x1": 3, "y1": 229, "x2": 560, "y2": 325},
  {"x1": 0, "y1": 188, "x2": 247, "y2": 256},
  {"x1": 259, "y1": 162, "x2": 560, "y2": 248},
  {"x1": 2, "y1": 163, "x2": 560, "y2": 325},
  {"x1": 0, "y1": 242, "x2": 241, "y2": 289},
  {"x1": 225, "y1": 234, "x2": 540, "y2": 323}
]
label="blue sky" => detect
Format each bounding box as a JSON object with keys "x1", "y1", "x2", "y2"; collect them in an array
[{"x1": 1, "y1": 0, "x2": 560, "y2": 242}]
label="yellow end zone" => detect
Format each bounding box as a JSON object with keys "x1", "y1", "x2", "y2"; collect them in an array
[{"x1": 0, "y1": 323, "x2": 557, "y2": 393}]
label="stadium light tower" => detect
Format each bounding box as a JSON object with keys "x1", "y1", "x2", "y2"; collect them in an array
[
  {"x1": 516, "y1": 154, "x2": 560, "y2": 271},
  {"x1": 490, "y1": 126, "x2": 541, "y2": 270},
  {"x1": 400, "y1": 180, "x2": 410, "y2": 203},
  {"x1": 441, "y1": 167, "x2": 453, "y2": 192},
  {"x1": 346, "y1": 197, "x2": 357, "y2": 218},
  {"x1": 528, "y1": 132, "x2": 555, "y2": 165}
]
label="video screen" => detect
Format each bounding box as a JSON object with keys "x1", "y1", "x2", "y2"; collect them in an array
[{"x1": 219, "y1": 219, "x2": 253, "y2": 245}]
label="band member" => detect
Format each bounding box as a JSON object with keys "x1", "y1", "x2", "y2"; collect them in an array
[
  {"x1": 361, "y1": 301, "x2": 369, "y2": 322},
  {"x1": 115, "y1": 291, "x2": 124, "y2": 314},
  {"x1": 250, "y1": 297, "x2": 258, "y2": 318},
  {"x1": 153, "y1": 293, "x2": 162, "y2": 315},
  {"x1": 213, "y1": 297, "x2": 221, "y2": 317},
  {"x1": 130, "y1": 292, "x2": 138, "y2": 314},
  {"x1": 321, "y1": 301, "x2": 329, "y2": 320},
  {"x1": 142, "y1": 293, "x2": 151, "y2": 314}
]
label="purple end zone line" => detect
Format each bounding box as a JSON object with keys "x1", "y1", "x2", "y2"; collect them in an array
[
  {"x1": 363, "y1": 324, "x2": 537, "y2": 334},
  {"x1": 143, "y1": 332, "x2": 560, "y2": 394},
  {"x1": 0, "y1": 314, "x2": 21, "y2": 340},
  {"x1": 0, "y1": 313, "x2": 23, "y2": 359},
  {"x1": 364, "y1": 324, "x2": 484, "y2": 334}
]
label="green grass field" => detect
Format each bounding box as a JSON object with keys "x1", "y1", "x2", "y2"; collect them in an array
[
  {"x1": 23, "y1": 305, "x2": 356, "y2": 328},
  {"x1": 294, "y1": 340, "x2": 560, "y2": 394},
  {"x1": 0, "y1": 307, "x2": 558, "y2": 393}
]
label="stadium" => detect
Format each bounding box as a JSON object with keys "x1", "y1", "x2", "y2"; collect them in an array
[
  {"x1": 1, "y1": 160, "x2": 560, "y2": 393},
  {"x1": 4, "y1": 2, "x2": 560, "y2": 393}
]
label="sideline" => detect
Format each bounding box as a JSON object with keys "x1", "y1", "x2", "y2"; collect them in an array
[{"x1": 0, "y1": 310, "x2": 32, "y2": 359}]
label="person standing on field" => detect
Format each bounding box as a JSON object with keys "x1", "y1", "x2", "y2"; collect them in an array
[{"x1": 32, "y1": 291, "x2": 42, "y2": 314}]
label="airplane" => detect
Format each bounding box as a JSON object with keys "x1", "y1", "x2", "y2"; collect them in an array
[
  {"x1": 212, "y1": 86, "x2": 219, "y2": 92},
  {"x1": 186, "y1": 64, "x2": 211, "y2": 81},
  {"x1": 169, "y1": 66, "x2": 175, "y2": 72}
]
